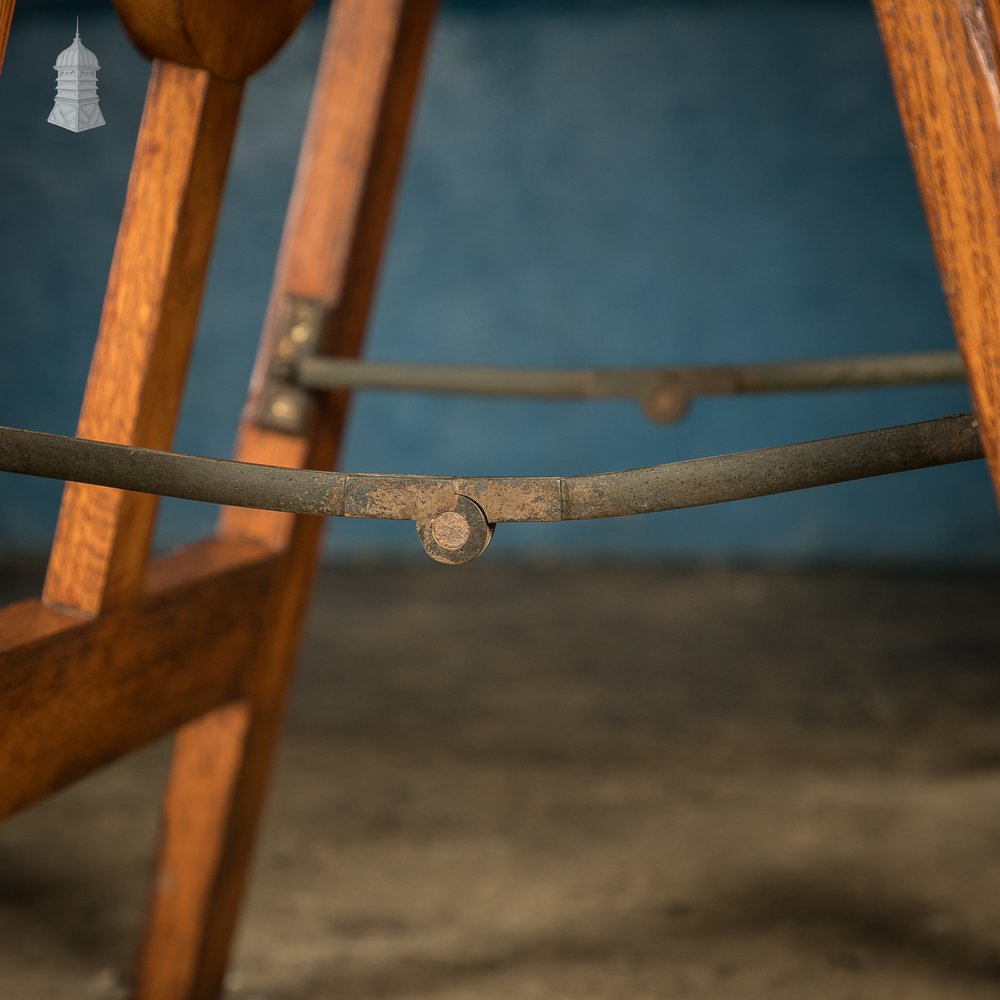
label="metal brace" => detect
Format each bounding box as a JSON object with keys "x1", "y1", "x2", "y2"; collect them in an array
[
  {"x1": 0, "y1": 414, "x2": 983, "y2": 565},
  {"x1": 253, "y1": 294, "x2": 331, "y2": 435}
]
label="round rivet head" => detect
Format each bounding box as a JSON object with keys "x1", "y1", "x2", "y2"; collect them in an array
[
  {"x1": 416, "y1": 495, "x2": 494, "y2": 565},
  {"x1": 431, "y1": 510, "x2": 471, "y2": 550},
  {"x1": 640, "y1": 384, "x2": 691, "y2": 424}
]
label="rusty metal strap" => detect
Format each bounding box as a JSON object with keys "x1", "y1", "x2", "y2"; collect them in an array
[{"x1": 0, "y1": 414, "x2": 984, "y2": 562}]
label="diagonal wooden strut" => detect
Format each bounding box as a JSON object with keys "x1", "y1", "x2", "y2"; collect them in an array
[
  {"x1": 0, "y1": 0, "x2": 14, "y2": 74},
  {"x1": 43, "y1": 62, "x2": 243, "y2": 615},
  {"x1": 873, "y1": 0, "x2": 1000, "y2": 504},
  {"x1": 132, "y1": 3, "x2": 439, "y2": 998}
]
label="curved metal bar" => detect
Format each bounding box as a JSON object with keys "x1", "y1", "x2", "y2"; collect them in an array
[
  {"x1": 288, "y1": 351, "x2": 968, "y2": 423},
  {"x1": 0, "y1": 414, "x2": 983, "y2": 528},
  {"x1": 0, "y1": 424, "x2": 337, "y2": 516},
  {"x1": 561, "y1": 413, "x2": 982, "y2": 519}
]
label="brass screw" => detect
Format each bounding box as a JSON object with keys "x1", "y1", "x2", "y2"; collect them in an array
[
  {"x1": 269, "y1": 395, "x2": 298, "y2": 420},
  {"x1": 289, "y1": 320, "x2": 311, "y2": 344}
]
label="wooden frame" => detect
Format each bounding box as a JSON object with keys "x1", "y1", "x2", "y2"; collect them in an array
[
  {"x1": 0, "y1": 1, "x2": 998, "y2": 998},
  {"x1": 0, "y1": 1, "x2": 436, "y2": 996}
]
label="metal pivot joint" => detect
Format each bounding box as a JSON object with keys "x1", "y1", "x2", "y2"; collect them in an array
[
  {"x1": 254, "y1": 295, "x2": 331, "y2": 435},
  {"x1": 415, "y1": 494, "x2": 494, "y2": 564}
]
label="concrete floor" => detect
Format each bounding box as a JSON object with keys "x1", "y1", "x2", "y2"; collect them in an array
[{"x1": 2, "y1": 562, "x2": 1000, "y2": 998}]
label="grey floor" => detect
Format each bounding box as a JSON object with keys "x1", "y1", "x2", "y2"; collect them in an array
[{"x1": 2, "y1": 563, "x2": 1000, "y2": 998}]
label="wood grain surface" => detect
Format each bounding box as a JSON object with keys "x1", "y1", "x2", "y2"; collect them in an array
[
  {"x1": 873, "y1": 0, "x2": 1000, "y2": 503},
  {"x1": 42, "y1": 63, "x2": 243, "y2": 615},
  {"x1": 221, "y1": 0, "x2": 438, "y2": 550},
  {"x1": 113, "y1": 0, "x2": 313, "y2": 80},
  {"x1": 0, "y1": 0, "x2": 15, "y2": 75},
  {"x1": 134, "y1": 2, "x2": 439, "y2": 997},
  {"x1": 0, "y1": 539, "x2": 276, "y2": 821}
]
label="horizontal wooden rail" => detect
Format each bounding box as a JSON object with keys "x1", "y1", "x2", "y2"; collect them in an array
[{"x1": 0, "y1": 537, "x2": 278, "y2": 820}]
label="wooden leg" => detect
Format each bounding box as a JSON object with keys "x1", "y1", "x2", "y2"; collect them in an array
[
  {"x1": 873, "y1": 0, "x2": 1000, "y2": 503},
  {"x1": 43, "y1": 62, "x2": 243, "y2": 615},
  {"x1": 0, "y1": 0, "x2": 14, "y2": 74},
  {"x1": 133, "y1": 522, "x2": 323, "y2": 1000},
  {"x1": 132, "y1": 3, "x2": 439, "y2": 997}
]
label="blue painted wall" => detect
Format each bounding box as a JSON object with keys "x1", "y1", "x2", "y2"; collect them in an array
[{"x1": 1, "y1": 1, "x2": 998, "y2": 563}]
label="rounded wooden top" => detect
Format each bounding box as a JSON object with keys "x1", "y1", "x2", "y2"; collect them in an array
[{"x1": 113, "y1": 0, "x2": 314, "y2": 80}]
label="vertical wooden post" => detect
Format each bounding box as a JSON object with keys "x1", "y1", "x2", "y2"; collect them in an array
[
  {"x1": 873, "y1": 0, "x2": 1000, "y2": 502},
  {"x1": 43, "y1": 63, "x2": 243, "y2": 615},
  {"x1": 132, "y1": 3, "x2": 438, "y2": 998}
]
